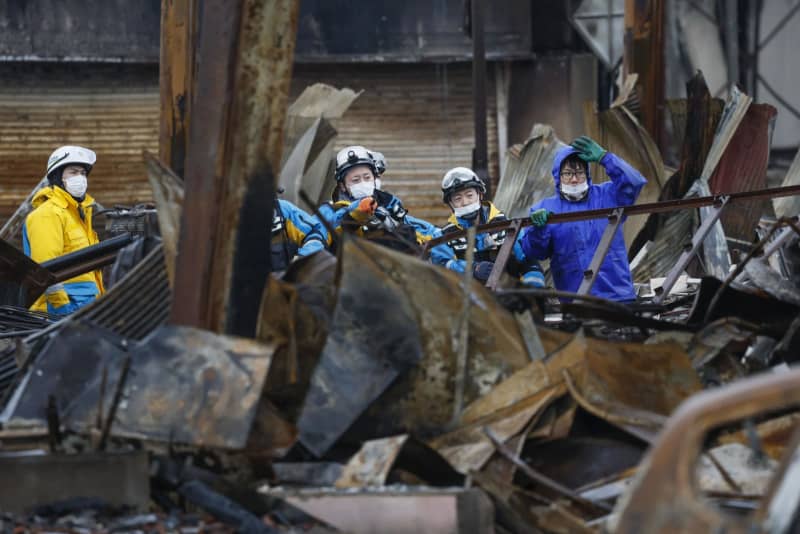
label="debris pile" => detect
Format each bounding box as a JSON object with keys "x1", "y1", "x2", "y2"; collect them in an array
[{"x1": 2, "y1": 37, "x2": 800, "y2": 534}]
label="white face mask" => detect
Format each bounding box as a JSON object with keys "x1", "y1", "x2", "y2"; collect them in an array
[
  {"x1": 561, "y1": 181, "x2": 588, "y2": 200},
  {"x1": 64, "y1": 175, "x2": 88, "y2": 198},
  {"x1": 348, "y1": 181, "x2": 375, "y2": 199},
  {"x1": 453, "y1": 201, "x2": 481, "y2": 218}
]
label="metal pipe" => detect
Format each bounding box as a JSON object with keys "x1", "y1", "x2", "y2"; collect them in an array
[
  {"x1": 421, "y1": 183, "x2": 800, "y2": 253},
  {"x1": 41, "y1": 233, "x2": 133, "y2": 274}
]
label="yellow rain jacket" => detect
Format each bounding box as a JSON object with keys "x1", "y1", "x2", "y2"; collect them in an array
[{"x1": 23, "y1": 186, "x2": 105, "y2": 315}]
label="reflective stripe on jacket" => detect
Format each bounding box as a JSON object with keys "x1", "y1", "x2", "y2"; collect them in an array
[
  {"x1": 23, "y1": 186, "x2": 105, "y2": 315},
  {"x1": 431, "y1": 201, "x2": 542, "y2": 279},
  {"x1": 270, "y1": 199, "x2": 329, "y2": 271}
]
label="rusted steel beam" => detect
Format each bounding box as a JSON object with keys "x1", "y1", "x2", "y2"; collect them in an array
[
  {"x1": 170, "y1": 0, "x2": 299, "y2": 334},
  {"x1": 158, "y1": 0, "x2": 195, "y2": 178},
  {"x1": 614, "y1": 367, "x2": 800, "y2": 533},
  {"x1": 624, "y1": 0, "x2": 665, "y2": 151},
  {"x1": 422, "y1": 183, "x2": 800, "y2": 253},
  {"x1": 485, "y1": 219, "x2": 522, "y2": 290}
]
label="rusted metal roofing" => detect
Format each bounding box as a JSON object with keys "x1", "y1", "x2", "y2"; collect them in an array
[
  {"x1": 708, "y1": 102, "x2": 778, "y2": 242},
  {"x1": 1, "y1": 63, "x2": 497, "y2": 229},
  {"x1": 0, "y1": 86, "x2": 159, "y2": 222},
  {"x1": 291, "y1": 63, "x2": 499, "y2": 226}
]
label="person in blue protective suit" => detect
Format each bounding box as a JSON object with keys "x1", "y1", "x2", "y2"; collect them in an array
[
  {"x1": 23, "y1": 145, "x2": 105, "y2": 315},
  {"x1": 270, "y1": 198, "x2": 329, "y2": 272},
  {"x1": 431, "y1": 167, "x2": 544, "y2": 285},
  {"x1": 520, "y1": 136, "x2": 647, "y2": 301},
  {"x1": 318, "y1": 145, "x2": 438, "y2": 253}
]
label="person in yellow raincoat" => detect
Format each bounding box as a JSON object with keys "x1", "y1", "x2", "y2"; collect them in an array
[{"x1": 23, "y1": 146, "x2": 105, "y2": 315}]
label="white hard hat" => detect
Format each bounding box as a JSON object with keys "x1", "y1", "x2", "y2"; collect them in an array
[
  {"x1": 334, "y1": 145, "x2": 377, "y2": 182},
  {"x1": 441, "y1": 167, "x2": 485, "y2": 203},
  {"x1": 46, "y1": 145, "x2": 97, "y2": 176}
]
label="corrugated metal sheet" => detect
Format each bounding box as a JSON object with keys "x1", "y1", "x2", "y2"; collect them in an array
[
  {"x1": 493, "y1": 123, "x2": 565, "y2": 218},
  {"x1": 0, "y1": 86, "x2": 159, "y2": 222},
  {"x1": 632, "y1": 208, "x2": 698, "y2": 282},
  {"x1": 708, "y1": 102, "x2": 777, "y2": 242},
  {"x1": 1, "y1": 63, "x2": 497, "y2": 229},
  {"x1": 291, "y1": 63, "x2": 499, "y2": 226}
]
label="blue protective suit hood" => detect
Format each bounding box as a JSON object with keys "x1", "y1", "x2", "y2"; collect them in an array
[
  {"x1": 520, "y1": 149, "x2": 648, "y2": 302},
  {"x1": 552, "y1": 146, "x2": 592, "y2": 189}
]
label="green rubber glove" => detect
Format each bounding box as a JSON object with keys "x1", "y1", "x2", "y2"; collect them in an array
[
  {"x1": 571, "y1": 135, "x2": 607, "y2": 163},
  {"x1": 530, "y1": 208, "x2": 551, "y2": 227}
]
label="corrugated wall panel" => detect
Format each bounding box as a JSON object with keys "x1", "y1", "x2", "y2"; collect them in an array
[
  {"x1": 1, "y1": 63, "x2": 499, "y2": 230},
  {"x1": 291, "y1": 63, "x2": 499, "y2": 226},
  {"x1": 0, "y1": 87, "x2": 159, "y2": 221}
]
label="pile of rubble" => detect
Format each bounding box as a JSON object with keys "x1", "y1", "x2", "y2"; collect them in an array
[{"x1": 2, "y1": 77, "x2": 800, "y2": 534}]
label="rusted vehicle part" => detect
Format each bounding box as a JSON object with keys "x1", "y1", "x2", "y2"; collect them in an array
[
  {"x1": 688, "y1": 277, "x2": 799, "y2": 334},
  {"x1": 298, "y1": 238, "x2": 531, "y2": 457},
  {"x1": 171, "y1": 0, "x2": 299, "y2": 335},
  {"x1": 493, "y1": 124, "x2": 565, "y2": 218},
  {"x1": 0, "y1": 238, "x2": 53, "y2": 307},
  {"x1": 612, "y1": 368, "x2": 800, "y2": 534},
  {"x1": 335, "y1": 434, "x2": 463, "y2": 488},
  {"x1": 144, "y1": 152, "x2": 184, "y2": 286},
  {"x1": 7, "y1": 323, "x2": 275, "y2": 449}
]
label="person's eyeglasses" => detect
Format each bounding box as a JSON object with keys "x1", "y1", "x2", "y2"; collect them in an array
[{"x1": 560, "y1": 170, "x2": 587, "y2": 180}]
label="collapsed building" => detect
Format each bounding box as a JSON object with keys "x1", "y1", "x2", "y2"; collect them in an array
[{"x1": 1, "y1": 1, "x2": 800, "y2": 533}]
